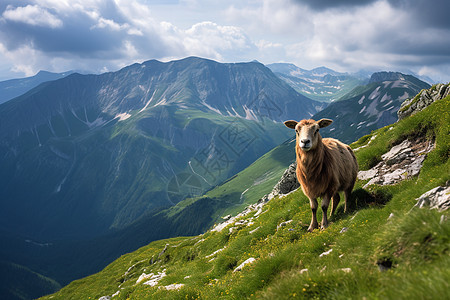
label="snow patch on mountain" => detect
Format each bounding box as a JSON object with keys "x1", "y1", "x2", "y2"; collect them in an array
[
  {"x1": 358, "y1": 95, "x2": 365, "y2": 104},
  {"x1": 369, "y1": 86, "x2": 381, "y2": 100},
  {"x1": 115, "y1": 113, "x2": 131, "y2": 121},
  {"x1": 202, "y1": 101, "x2": 223, "y2": 115}
]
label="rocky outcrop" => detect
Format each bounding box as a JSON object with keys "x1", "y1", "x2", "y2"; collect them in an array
[
  {"x1": 415, "y1": 183, "x2": 450, "y2": 211},
  {"x1": 358, "y1": 138, "x2": 434, "y2": 188},
  {"x1": 271, "y1": 163, "x2": 300, "y2": 195},
  {"x1": 398, "y1": 83, "x2": 450, "y2": 120}
]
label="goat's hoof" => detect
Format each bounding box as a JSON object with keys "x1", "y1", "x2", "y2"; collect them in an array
[{"x1": 307, "y1": 224, "x2": 318, "y2": 232}]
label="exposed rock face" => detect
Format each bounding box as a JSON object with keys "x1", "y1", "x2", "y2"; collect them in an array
[
  {"x1": 415, "y1": 184, "x2": 450, "y2": 211},
  {"x1": 398, "y1": 83, "x2": 450, "y2": 120},
  {"x1": 271, "y1": 162, "x2": 300, "y2": 195},
  {"x1": 358, "y1": 138, "x2": 435, "y2": 188}
]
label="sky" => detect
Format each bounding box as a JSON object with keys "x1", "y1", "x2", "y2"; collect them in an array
[{"x1": 0, "y1": 0, "x2": 449, "y2": 82}]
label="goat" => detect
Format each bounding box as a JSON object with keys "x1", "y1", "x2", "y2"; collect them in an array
[{"x1": 284, "y1": 118, "x2": 358, "y2": 232}]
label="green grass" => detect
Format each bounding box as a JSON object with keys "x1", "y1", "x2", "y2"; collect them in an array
[
  {"x1": 165, "y1": 137, "x2": 295, "y2": 223},
  {"x1": 40, "y1": 96, "x2": 449, "y2": 299}
]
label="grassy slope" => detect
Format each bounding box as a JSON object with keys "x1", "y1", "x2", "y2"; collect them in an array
[
  {"x1": 0, "y1": 261, "x2": 61, "y2": 300},
  {"x1": 41, "y1": 96, "x2": 449, "y2": 299},
  {"x1": 165, "y1": 137, "x2": 296, "y2": 223}
]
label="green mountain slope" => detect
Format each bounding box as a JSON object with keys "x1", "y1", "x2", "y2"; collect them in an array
[
  {"x1": 41, "y1": 91, "x2": 449, "y2": 299},
  {"x1": 0, "y1": 261, "x2": 60, "y2": 300}
]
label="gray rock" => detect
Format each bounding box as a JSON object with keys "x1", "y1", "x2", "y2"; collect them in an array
[
  {"x1": 222, "y1": 214, "x2": 231, "y2": 220},
  {"x1": 233, "y1": 257, "x2": 256, "y2": 272},
  {"x1": 272, "y1": 162, "x2": 300, "y2": 195},
  {"x1": 277, "y1": 220, "x2": 293, "y2": 230},
  {"x1": 358, "y1": 138, "x2": 434, "y2": 188},
  {"x1": 415, "y1": 184, "x2": 450, "y2": 211},
  {"x1": 398, "y1": 83, "x2": 450, "y2": 120}
]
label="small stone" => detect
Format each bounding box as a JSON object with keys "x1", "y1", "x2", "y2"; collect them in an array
[
  {"x1": 249, "y1": 226, "x2": 260, "y2": 234},
  {"x1": 340, "y1": 227, "x2": 348, "y2": 233},
  {"x1": 277, "y1": 220, "x2": 293, "y2": 230},
  {"x1": 162, "y1": 283, "x2": 184, "y2": 290},
  {"x1": 340, "y1": 268, "x2": 352, "y2": 273},
  {"x1": 112, "y1": 291, "x2": 120, "y2": 298},
  {"x1": 233, "y1": 257, "x2": 256, "y2": 272},
  {"x1": 299, "y1": 268, "x2": 308, "y2": 274},
  {"x1": 222, "y1": 215, "x2": 232, "y2": 220},
  {"x1": 319, "y1": 249, "x2": 333, "y2": 257}
]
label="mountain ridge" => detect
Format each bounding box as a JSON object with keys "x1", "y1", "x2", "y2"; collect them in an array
[{"x1": 38, "y1": 85, "x2": 449, "y2": 300}]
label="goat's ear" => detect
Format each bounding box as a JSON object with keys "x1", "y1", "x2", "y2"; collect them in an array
[
  {"x1": 284, "y1": 120, "x2": 298, "y2": 129},
  {"x1": 317, "y1": 118, "x2": 333, "y2": 128}
]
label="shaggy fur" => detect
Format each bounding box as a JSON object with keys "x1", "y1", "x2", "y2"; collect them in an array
[{"x1": 284, "y1": 118, "x2": 358, "y2": 232}]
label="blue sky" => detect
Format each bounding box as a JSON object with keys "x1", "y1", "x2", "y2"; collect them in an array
[{"x1": 0, "y1": 0, "x2": 449, "y2": 82}]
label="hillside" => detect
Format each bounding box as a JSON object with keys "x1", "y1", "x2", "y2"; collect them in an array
[
  {"x1": 41, "y1": 88, "x2": 449, "y2": 299},
  {"x1": 312, "y1": 72, "x2": 430, "y2": 143},
  {"x1": 0, "y1": 57, "x2": 325, "y2": 299}
]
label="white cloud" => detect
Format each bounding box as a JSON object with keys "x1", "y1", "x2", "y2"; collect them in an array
[
  {"x1": 225, "y1": 0, "x2": 313, "y2": 39},
  {"x1": 0, "y1": 0, "x2": 449, "y2": 82},
  {"x1": 2, "y1": 4, "x2": 63, "y2": 28},
  {"x1": 0, "y1": 42, "x2": 42, "y2": 76}
]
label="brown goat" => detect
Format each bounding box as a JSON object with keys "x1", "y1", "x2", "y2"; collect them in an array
[{"x1": 284, "y1": 118, "x2": 358, "y2": 232}]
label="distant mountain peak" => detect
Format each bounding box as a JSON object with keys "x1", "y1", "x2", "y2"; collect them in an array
[{"x1": 369, "y1": 71, "x2": 407, "y2": 84}]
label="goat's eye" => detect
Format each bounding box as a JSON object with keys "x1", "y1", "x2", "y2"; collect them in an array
[{"x1": 315, "y1": 128, "x2": 319, "y2": 133}]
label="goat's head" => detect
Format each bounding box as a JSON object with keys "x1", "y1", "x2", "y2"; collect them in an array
[{"x1": 284, "y1": 118, "x2": 333, "y2": 152}]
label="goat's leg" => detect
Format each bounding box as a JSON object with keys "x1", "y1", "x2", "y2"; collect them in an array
[
  {"x1": 344, "y1": 189, "x2": 352, "y2": 212},
  {"x1": 308, "y1": 198, "x2": 319, "y2": 232},
  {"x1": 330, "y1": 193, "x2": 340, "y2": 217},
  {"x1": 321, "y1": 195, "x2": 331, "y2": 230}
]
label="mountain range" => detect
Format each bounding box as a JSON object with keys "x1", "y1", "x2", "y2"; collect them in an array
[
  {"x1": 267, "y1": 63, "x2": 368, "y2": 102},
  {"x1": 0, "y1": 57, "x2": 434, "y2": 299},
  {"x1": 0, "y1": 70, "x2": 76, "y2": 105}
]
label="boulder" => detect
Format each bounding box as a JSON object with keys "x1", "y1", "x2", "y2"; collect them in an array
[
  {"x1": 272, "y1": 163, "x2": 300, "y2": 195},
  {"x1": 415, "y1": 184, "x2": 450, "y2": 211}
]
